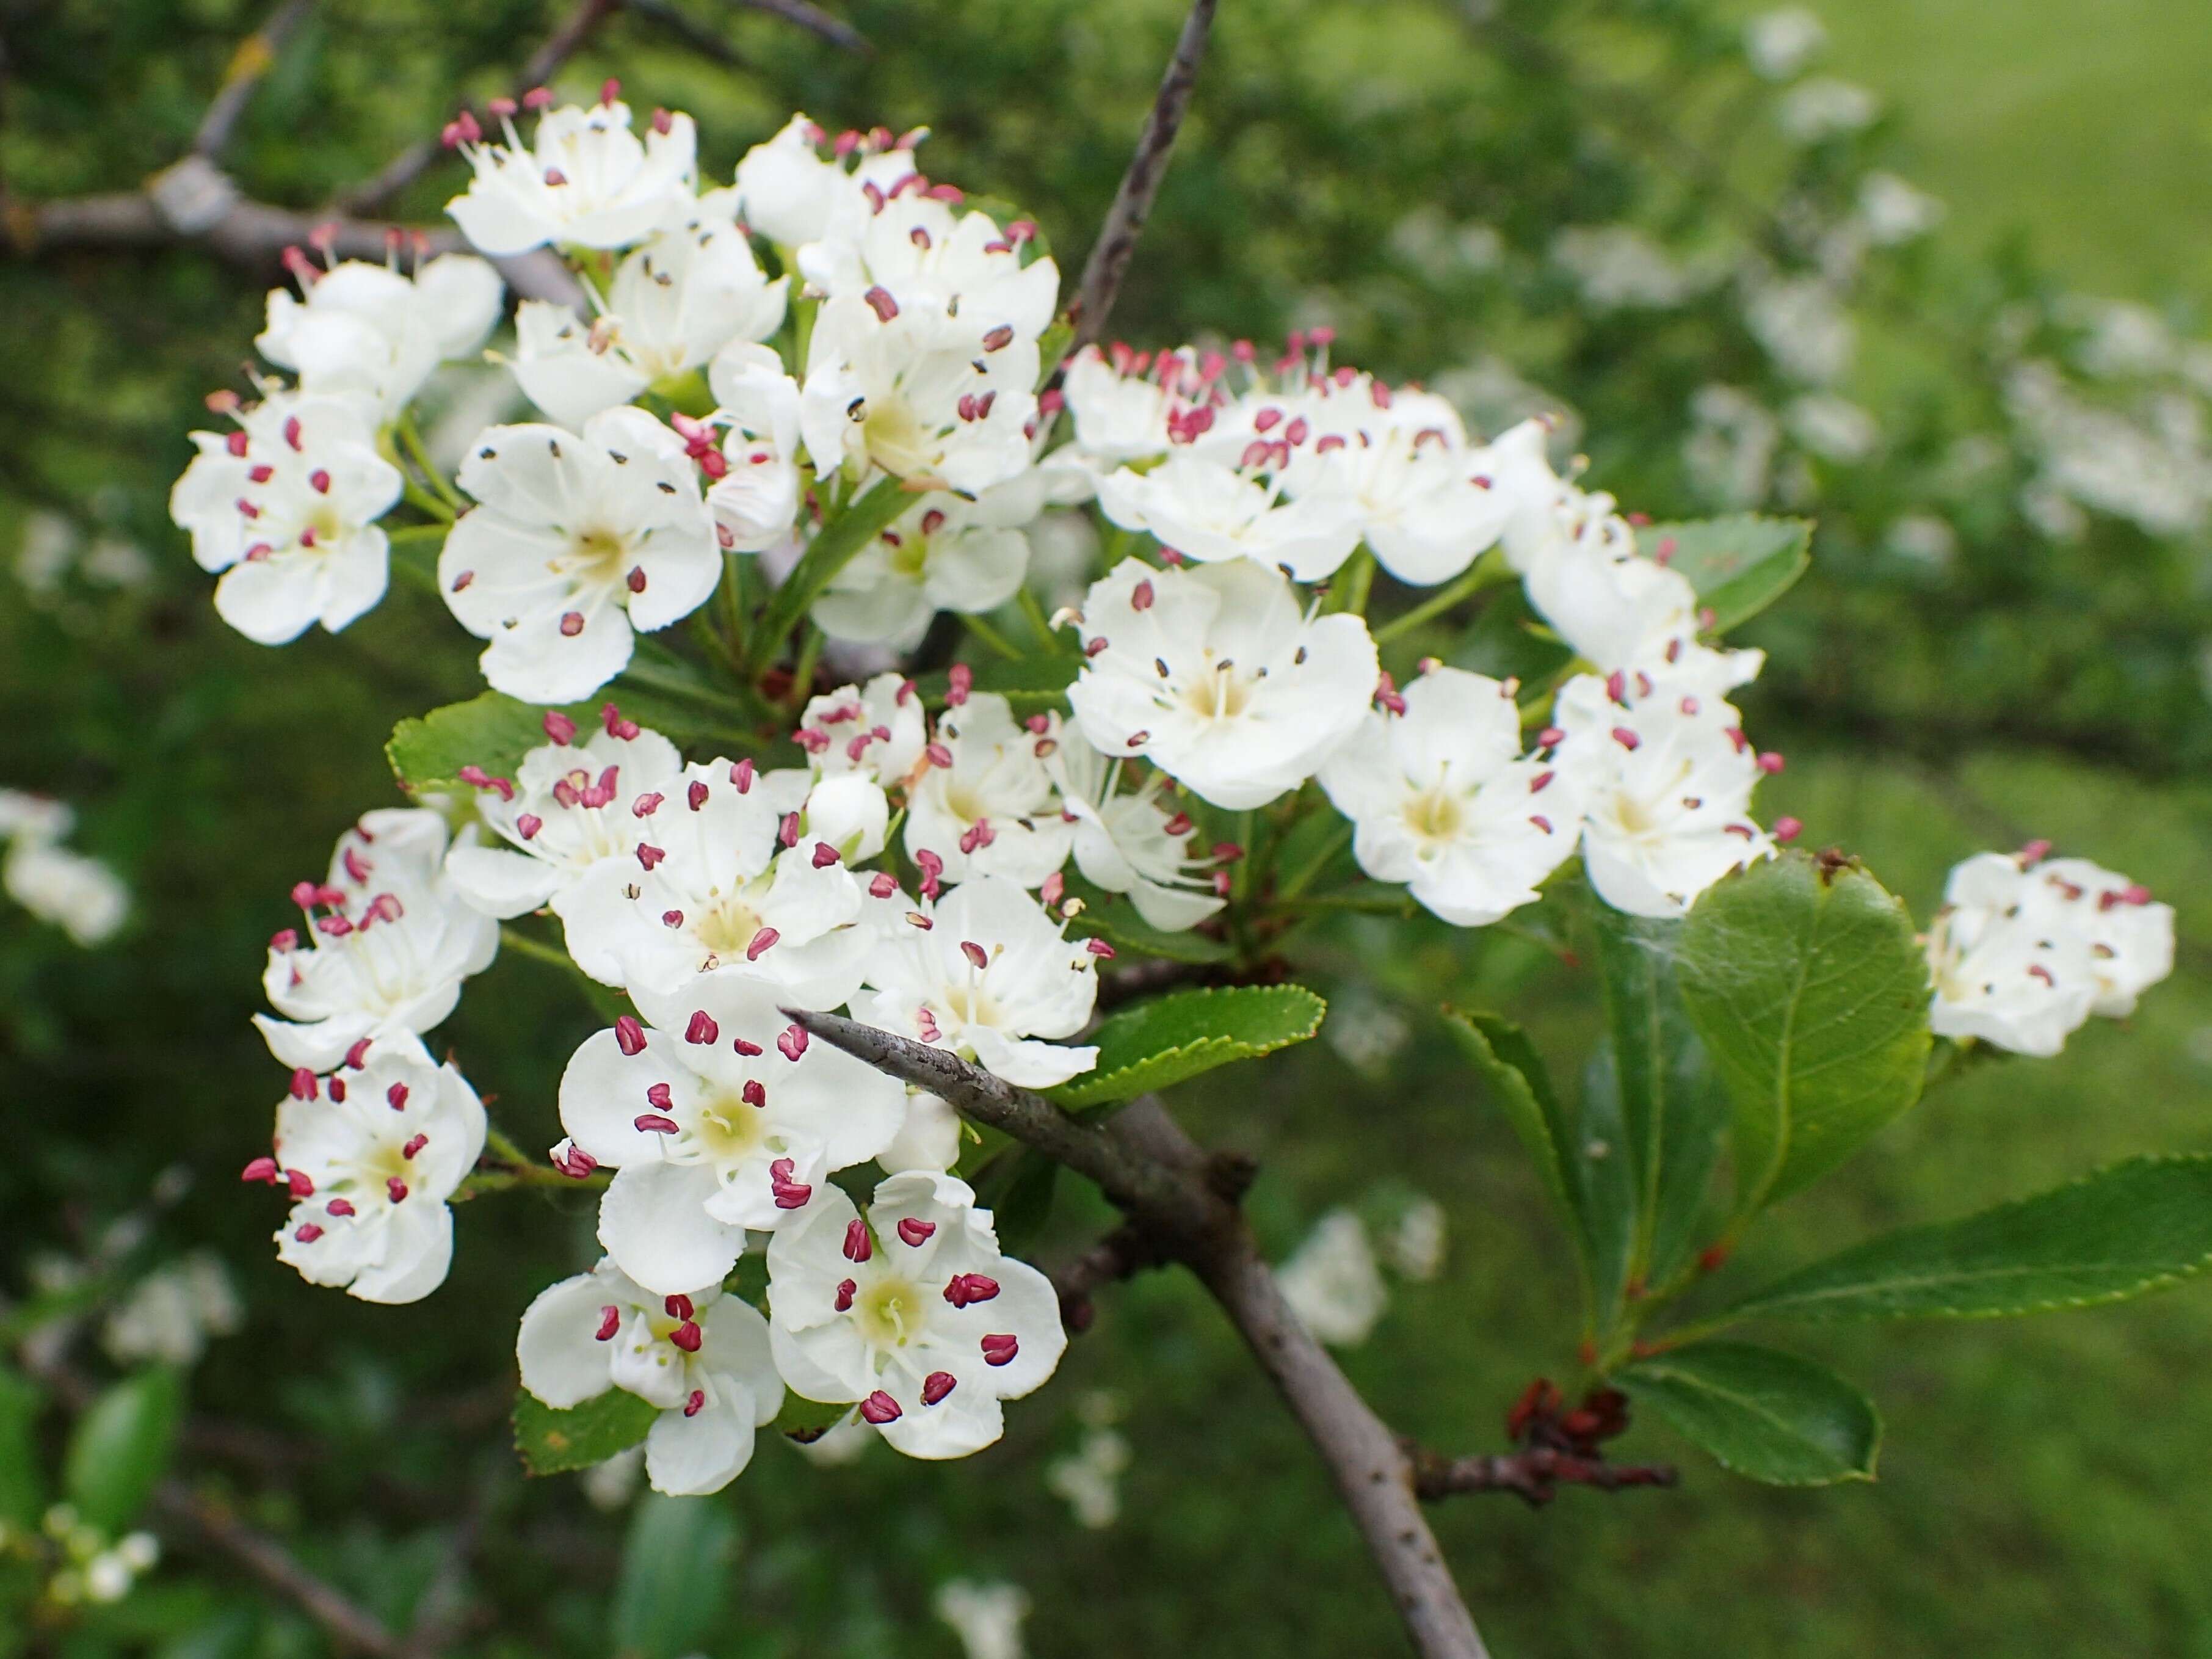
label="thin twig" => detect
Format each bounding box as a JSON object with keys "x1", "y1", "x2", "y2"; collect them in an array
[
  {"x1": 1070, "y1": 0, "x2": 1217, "y2": 350},
  {"x1": 1406, "y1": 1443, "x2": 1678, "y2": 1508},
  {"x1": 781, "y1": 1007, "x2": 1490, "y2": 1659},
  {"x1": 192, "y1": 0, "x2": 318, "y2": 159},
  {"x1": 628, "y1": 0, "x2": 747, "y2": 64},
  {"x1": 727, "y1": 0, "x2": 870, "y2": 54},
  {"x1": 154, "y1": 1483, "x2": 402, "y2": 1658},
  {"x1": 1050, "y1": 1221, "x2": 1167, "y2": 1332}
]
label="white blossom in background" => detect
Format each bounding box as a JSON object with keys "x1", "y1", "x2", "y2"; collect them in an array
[
  {"x1": 1785, "y1": 393, "x2": 1880, "y2": 463},
  {"x1": 580, "y1": 1446, "x2": 645, "y2": 1510},
  {"x1": 1775, "y1": 78, "x2": 1880, "y2": 143},
  {"x1": 252, "y1": 1046, "x2": 485, "y2": 1304},
  {"x1": 1277, "y1": 1210, "x2": 1388, "y2": 1348},
  {"x1": 443, "y1": 711, "x2": 687, "y2": 920},
  {"x1": 857, "y1": 876, "x2": 1100, "y2": 1087},
  {"x1": 813, "y1": 479, "x2": 1039, "y2": 650},
  {"x1": 1047, "y1": 733, "x2": 1224, "y2": 932},
  {"x1": 1550, "y1": 671, "x2": 1777, "y2": 918},
  {"x1": 0, "y1": 788, "x2": 74, "y2": 844},
  {"x1": 935, "y1": 1579, "x2": 1032, "y2": 1659},
  {"x1": 512, "y1": 211, "x2": 787, "y2": 427},
  {"x1": 446, "y1": 93, "x2": 698, "y2": 256},
  {"x1": 1742, "y1": 274, "x2": 1855, "y2": 385},
  {"x1": 903, "y1": 691, "x2": 1072, "y2": 887},
  {"x1": 1550, "y1": 225, "x2": 1702, "y2": 311},
  {"x1": 255, "y1": 809, "x2": 497, "y2": 1072},
  {"x1": 170, "y1": 391, "x2": 404, "y2": 644},
  {"x1": 1383, "y1": 1197, "x2": 1448, "y2": 1282},
  {"x1": 1857, "y1": 173, "x2": 1946, "y2": 245},
  {"x1": 2004, "y1": 362, "x2": 2212, "y2": 539},
  {"x1": 1684, "y1": 385, "x2": 1782, "y2": 508},
  {"x1": 767, "y1": 1172, "x2": 1067, "y2": 1459},
  {"x1": 1744, "y1": 7, "x2": 1827, "y2": 79},
  {"x1": 6, "y1": 838, "x2": 129, "y2": 946},
  {"x1": 794, "y1": 672, "x2": 926, "y2": 862},
  {"x1": 1319, "y1": 666, "x2": 1581, "y2": 928},
  {"x1": 1046, "y1": 1396, "x2": 1131, "y2": 1529},
  {"x1": 258, "y1": 255, "x2": 503, "y2": 426},
  {"x1": 1885, "y1": 513, "x2": 1959, "y2": 573},
  {"x1": 102, "y1": 1254, "x2": 242, "y2": 1367},
  {"x1": 1924, "y1": 852, "x2": 2101, "y2": 1056},
  {"x1": 440, "y1": 407, "x2": 720, "y2": 702},
  {"x1": 557, "y1": 977, "x2": 907, "y2": 1293},
  {"x1": 517, "y1": 1260, "x2": 784, "y2": 1495},
  {"x1": 705, "y1": 341, "x2": 805, "y2": 553},
  {"x1": 1067, "y1": 557, "x2": 1377, "y2": 811}
]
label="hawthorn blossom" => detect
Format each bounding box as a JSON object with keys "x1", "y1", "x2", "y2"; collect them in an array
[
  {"x1": 794, "y1": 673, "x2": 927, "y2": 863},
  {"x1": 1550, "y1": 671, "x2": 1774, "y2": 918},
  {"x1": 517, "y1": 1260, "x2": 783, "y2": 1495},
  {"x1": 169, "y1": 391, "x2": 403, "y2": 644},
  {"x1": 257, "y1": 255, "x2": 502, "y2": 425},
  {"x1": 1924, "y1": 852, "x2": 2100, "y2": 1056},
  {"x1": 4, "y1": 840, "x2": 129, "y2": 946},
  {"x1": 1471, "y1": 417, "x2": 1591, "y2": 573},
  {"x1": 557, "y1": 978, "x2": 906, "y2": 1293},
  {"x1": 856, "y1": 875, "x2": 1099, "y2": 1087},
  {"x1": 557, "y1": 760, "x2": 871, "y2": 1001},
  {"x1": 731, "y1": 114, "x2": 847, "y2": 248},
  {"x1": 705, "y1": 341, "x2": 804, "y2": 552},
  {"x1": 439, "y1": 407, "x2": 720, "y2": 702},
  {"x1": 813, "y1": 478, "x2": 1040, "y2": 650},
  {"x1": 0, "y1": 788, "x2": 72, "y2": 843},
  {"x1": 1277, "y1": 1210, "x2": 1388, "y2": 1348},
  {"x1": 904, "y1": 691, "x2": 1073, "y2": 887},
  {"x1": 797, "y1": 186, "x2": 1059, "y2": 347},
  {"x1": 255, "y1": 1046, "x2": 485, "y2": 1304},
  {"x1": 1097, "y1": 450, "x2": 1365, "y2": 582},
  {"x1": 446, "y1": 94, "x2": 698, "y2": 256},
  {"x1": 1060, "y1": 344, "x2": 1222, "y2": 464},
  {"x1": 1525, "y1": 542, "x2": 1761, "y2": 692},
  {"x1": 1067, "y1": 558, "x2": 1378, "y2": 811},
  {"x1": 1046, "y1": 733, "x2": 1223, "y2": 932},
  {"x1": 766, "y1": 1171, "x2": 1067, "y2": 1459},
  {"x1": 2030, "y1": 855, "x2": 2174, "y2": 1017},
  {"x1": 512, "y1": 211, "x2": 786, "y2": 427},
  {"x1": 1318, "y1": 666, "x2": 1581, "y2": 927},
  {"x1": 441, "y1": 712, "x2": 686, "y2": 920},
  {"x1": 255, "y1": 809, "x2": 498, "y2": 1072}
]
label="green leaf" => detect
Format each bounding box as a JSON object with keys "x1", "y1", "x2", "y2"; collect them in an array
[
  {"x1": 1573, "y1": 1042, "x2": 1641, "y2": 1337},
  {"x1": 513, "y1": 1389, "x2": 658, "y2": 1476},
  {"x1": 1622, "y1": 1341, "x2": 1880, "y2": 1486},
  {"x1": 0, "y1": 1367, "x2": 45, "y2": 1527},
  {"x1": 1644, "y1": 515, "x2": 1812, "y2": 634},
  {"x1": 1061, "y1": 876, "x2": 1236, "y2": 964},
  {"x1": 1677, "y1": 852, "x2": 1932, "y2": 1216},
  {"x1": 388, "y1": 691, "x2": 554, "y2": 795},
  {"x1": 1588, "y1": 906, "x2": 1730, "y2": 1293},
  {"x1": 63, "y1": 1367, "x2": 183, "y2": 1531},
  {"x1": 972, "y1": 1144, "x2": 1061, "y2": 1255},
  {"x1": 611, "y1": 1494, "x2": 738, "y2": 1659},
  {"x1": 1047, "y1": 984, "x2": 1326, "y2": 1109},
  {"x1": 914, "y1": 654, "x2": 1079, "y2": 713},
  {"x1": 753, "y1": 476, "x2": 911, "y2": 656},
  {"x1": 1446, "y1": 583, "x2": 1574, "y2": 686},
  {"x1": 1727, "y1": 1155, "x2": 2212, "y2": 1323},
  {"x1": 771, "y1": 1393, "x2": 852, "y2": 1439},
  {"x1": 1443, "y1": 1011, "x2": 1575, "y2": 1234}
]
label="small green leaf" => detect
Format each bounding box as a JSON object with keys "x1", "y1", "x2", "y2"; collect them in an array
[
  {"x1": 388, "y1": 691, "x2": 556, "y2": 796},
  {"x1": 771, "y1": 1393, "x2": 852, "y2": 1439},
  {"x1": 1678, "y1": 852, "x2": 1932, "y2": 1216},
  {"x1": 971, "y1": 1144, "x2": 1061, "y2": 1255},
  {"x1": 611, "y1": 1494, "x2": 738, "y2": 1659},
  {"x1": 0, "y1": 1367, "x2": 45, "y2": 1527},
  {"x1": 1644, "y1": 515, "x2": 1812, "y2": 633},
  {"x1": 1622, "y1": 1341, "x2": 1880, "y2": 1486},
  {"x1": 1443, "y1": 1011, "x2": 1575, "y2": 1233},
  {"x1": 1047, "y1": 984, "x2": 1326, "y2": 1109},
  {"x1": 1728, "y1": 1155, "x2": 2212, "y2": 1323},
  {"x1": 1574, "y1": 1042, "x2": 1641, "y2": 1337},
  {"x1": 914, "y1": 654, "x2": 1079, "y2": 713},
  {"x1": 63, "y1": 1367, "x2": 183, "y2": 1531},
  {"x1": 753, "y1": 475, "x2": 911, "y2": 655},
  {"x1": 1061, "y1": 876, "x2": 1236, "y2": 964},
  {"x1": 513, "y1": 1389, "x2": 658, "y2": 1476}
]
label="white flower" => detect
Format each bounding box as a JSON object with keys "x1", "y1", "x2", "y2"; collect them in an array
[
  {"x1": 766, "y1": 1171, "x2": 1067, "y2": 1459},
  {"x1": 1097, "y1": 450, "x2": 1364, "y2": 583},
  {"x1": 440, "y1": 407, "x2": 720, "y2": 702},
  {"x1": 1045, "y1": 1425, "x2": 1131, "y2": 1529},
  {"x1": 1857, "y1": 173, "x2": 1945, "y2": 245},
  {"x1": 792, "y1": 672, "x2": 927, "y2": 862},
  {"x1": 936, "y1": 1578, "x2": 1033, "y2": 1659},
  {"x1": 813, "y1": 477, "x2": 1039, "y2": 650},
  {"x1": 1785, "y1": 393, "x2": 1879, "y2": 462},
  {"x1": 1925, "y1": 853, "x2": 2100, "y2": 1056},
  {"x1": 1067, "y1": 558, "x2": 1377, "y2": 811},
  {"x1": 799, "y1": 284, "x2": 1040, "y2": 495},
  {"x1": 257, "y1": 255, "x2": 502, "y2": 425},
  {"x1": 446, "y1": 95, "x2": 698, "y2": 256},
  {"x1": 1776, "y1": 78, "x2": 1880, "y2": 143},
  {"x1": 5, "y1": 840, "x2": 129, "y2": 945},
  {"x1": 254, "y1": 808, "x2": 498, "y2": 1072},
  {"x1": 1466, "y1": 417, "x2": 1612, "y2": 575},
  {"x1": 1318, "y1": 666, "x2": 1581, "y2": 927},
  {"x1": 1744, "y1": 7, "x2": 1826, "y2": 79},
  {"x1": 1524, "y1": 543, "x2": 1762, "y2": 693},
  {"x1": 0, "y1": 788, "x2": 72, "y2": 843},
  {"x1": 1550, "y1": 225, "x2": 1700, "y2": 311},
  {"x1": 1046, "y1": 731, "x2": 1224, "y2": 932},
  {"x1": 259, "y1": 1046, "x2": 485, "y2": 1304},
  {"x1": 731, "y1": 114, "x2": 846, "y2": 247},
  {"x1": 877, "y1": 1090, "x2": 964, "y2": 1174},
  {"x1": 1061, "y1": 344, "x2": 1223, "y2": 463},
  {"x1": 556, "y1": 759, "x2": 872, "y2": 1002},
  {"x1": 441, "y1": 711, "x2": 686, "y2": 919},
  {"x1": 1550, "y1": 671, "x2": 1774, "y2": 918},
  {"x1": 517, "y1": 1260, "x2": 783, "y2": 1496},
  {"x1": 101, "y1": 1254, "x2": 242, "y2": 1367},
  {"x1": 1383, "y1": 1197, "x2": 1447, "y2": 1282},
  {"x1": 557, "y1": 976, "x2": 907, "y2": 1293},
  {"x1": 169, "y1": 391, "x2": 403, "y2": 644},
  {"x1": 857, "y1": 876, "x2": 1099, "y2": 1088},
  {"x1": 2030, "y1": 856, "x2": 2174, "y2": 1017},
  {"x1": 903, "y1": 692, "x2": 1073, "y2": 888},
  {"x1": 801, "y1": 186, "x2": 1059, "y2": 344},
  {"x1": 512, "y1": 211, "x2": 786, "y2": 427},
  {"x1": 1277, "y1": 1210, "x2": 1387, "y2": 1348},
  {"x1": 705, "y1": 341, "x2": 805, "y2": 553}
]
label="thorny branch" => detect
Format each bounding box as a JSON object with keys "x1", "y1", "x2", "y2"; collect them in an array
[
  {"x1": 1406, "y1": 1445, "x2": 1679, "y2": 1508},
  {"x1": 1070, "y1": 0, "x2": 1217, "y2": 350},
  {"x1": 154, "y1": 1483, "x2": 403, "y2": 1659},
  {"x1": 192, "y1": 0, "x2": 319, "y2": 161}
]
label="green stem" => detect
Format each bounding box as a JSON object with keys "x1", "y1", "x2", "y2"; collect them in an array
[
  {"x1": 397, "y1": 413, "x2": 466, "y2": 512},
  {"x1": 961, "y1": 611, "x2": 1023, "y2": 659},
  {"x1": 500, "y1": 923, "x2": 628, "y2": 1022},
  {"x1": 1274, "y1": 819, "x2": 1354, "y2": 901},
  {"x1": 1017, "y1": 586, "x2": 1066, "y2": 653},
  {"x1": 720, "y1": 551, "x2": 753, "y2": 670},
  {"x1": 787, "y1": 627, "x2": 825, "y2": 711},
  {"x1": 400, "y1": 476, "x2": 455, "y2": 523},
  {"x1": 386, "y1": 521, "x2": 450, "y2": 545},
  {"x1": 1372, "y1": 552, "x2": 1510, "y2": 644},
  {"x1": 1323, "y1": 548, "x2": 1375, "y2": 616},
  {"x1": 753, "y1": 475, "x2": 910, "y2": 683}
]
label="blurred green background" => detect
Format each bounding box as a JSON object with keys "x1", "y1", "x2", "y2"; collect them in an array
[{"x1": 4, "y1": 1, "x2": 2210, "y2": 1655}]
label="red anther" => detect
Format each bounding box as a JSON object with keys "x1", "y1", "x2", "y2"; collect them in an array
[
  {"x1": 632, "y1": 791, "x2": 664, "y2": 817},
  {"x1": 1085, "y1": 636, "x2": 1109, "y2": 657},
  {"x1": 843, "y1": 1218, "x2": 873, "y2": 1261},
  {"x1": 1039, "y1": 871, "x2": 1065, "y2": 909},
  {"x1": 652, "y1": 107, "x2": 673, "y2": 136},
  {"x1": 517, "y1": 813, "x2": 543, "y2": 840},
  {"x1": 1605, "y1": 669, "x2": 1628, "y2": 705},
  {"x1": 634, "y1": 1113, "x2": 680, "y2": 1134},
  {"x1": 779, "y1": 812, "x2": 800, "y2": 848},
  {"x1": 1006, "y1": 219, "x2": 1037, "y2": 242},
  {"x1": 980, "y1": 1333, "x2": 1018, "y2": 1367},
  {"x1": 730, "y1": 757, "x2": 755, "y2": 793},
  {"x1": 1536, "y1": 726, "x2": 1565, "y2": 749},
  {"x1": 401, "y1": 1133, "x2": 427, "y2": 1160},
  {"x1": 248, "y1": 463, "x2": 275, "y2": 484},
  {"x1": 2027, "y1": 962, "x2": 2055, "y2": 987},
  {"x1": 1529, "y1": 815, "x2": 1553, "y2": 833},
  {"x1": 386, "y1": 1177, "x2": 408, "y2": 1203},
  {"x1": 241, "y1": 1156, "x2": 280, "y2": 1185},
  {"x1": 683, "y1": 1389, "x2": 705, "y2": 1417},
  {"x1": 522, "y1": 86, "x2": 552, "y2": 109},
  {"x1": 283, "y1": 415, "x2": 303, "y2": 451},
  {"x1": 1086, "y1": 937, "x2": 1116, "y2": 958},
  {"x1": 647, "y1": 1082, "x2": 673, "y2": 1109},
  {"x1": 560, "y1": 612, "x2": 585, "y2": 637},
  {"x1": 225, "y1": 428, "x2": 251, "y2": 457},
  {"x1": 542, "y1": 709, "x2": 578, "y2": 746},
  {"x1": 732, "y1": 1037, "x2": 763, "y2": 1057},
  {"x1": 685, "y1": 1010, "x2": 719, "y2": 1045},
  {"x1": 289, "y1": 1067, "x2": 318, "y2": 1101},
  {"x1": 316, "y1": 915, "x2": 354, "y2": 937},
  {"x1": 863, "y1": 286, "x2": 899, "y2": 322},
  {"x1": 925, "y1": 742, "x2": 954, "y2": 769},
  {"x1": 662, "y1": 909, "x2": 683, "y2": 928},
  {"x1": 625, "y1": 565, "x2": 647, "y2": 594},
  {"x1": 636, "y1": 843, "x2": 665, "y2": 869},
  {"x1": 615, "y1": 1015, "x2": 647, "y2": 1056},
  {"x1": 870, "y1": 872, "x2": 897, "y2": 898},
  {"x1": 2018, "y1": 838, "x2": 2053, "y2": 865},
  {"x1": 979, "y1": 324, "x2": 1015, "y2": 352},
  {"x1": 308, "y1": 468, "x2": 332, "y2": 495},
  {"x1": 745, "y1": 926, "x2": 780, "y2": 961},
  {"x1": 896, "y1": 1217, "x2": 936, "y2": 1248},
  {"x1": 860, "y1": 1390, "x2": 902, "y2": 1425},
  {"x1": 772, "y1": 1179, "x2": 812, "y2": 1210},
  {"x1": 1611, "y1": 727, "x2": 1641, "y2": 751},
  {"x1": 269, "y1": 927, "x2": 299, "y2": 952},
  {"x1": 921, "y1": 1371, "x2": 957, "y2": 1406},
  {"x1": 1131, "y1": 579, "x2": 1155, "y2": 611},
  {"x1": 597, "y1": 1304, "x2": 621, "y2": 1341},
  {"x1": 835, "y1": 1278, "x2": 857, "y2": 1312},
  {"x1": 281, "y1": 1165, "x2": 314, "y2": 1198},
  {"x1": 2122, "y1": 884, "x2": 2153, "y2": 906},
  {"x1": 794, "y1": 725, "x2": 831, "y2": 754},
  {"x1": 1756, "y1": 752, "x2": 1785, "y2": 774},
  {"x1": 553, "y1": 1142, "x2": 598, "y2": 1178},
  {"x1": 946, "y1": 663, "x2": 973, "y2": 706},
  {"x1": 811, "y1": 841, "x2": 840, "y2": 869},
  {"x1": 777, "y1": 1025, "x2": 808, "y2": 1061},
  {"x1": 1211, "y1": 841, "x2": 1246, "y2": 863},
  {"x1": 487, "y1": 96, "x2": 517, "y2": 119},
  {"x1": 945, "y1": 1272, "x2": 1000, "y2": 1307},
  {"x1": 328, "y1": 1078, "x2": 347, "y2": 1103},
  {"x1": 741, "y1": 1079, "x2": 766, "y2": 1109},
  {"x1": 1774, "y1": 816, "x2": 1804, "y2": 844},
  {"x1": 916, "y1": 1006, "x2": 942, "y2": 1041},
  {"x1": 670, "y1": 1319, "x2": 703, "y2": 1352},
  {"x1": 600, "y1": 702, "x2": 640, "y2": 740},
  {"x1": 599, "y1": 76, "x2": 620, "y2": 105},
  {"x1": 1283, "y1": 415, "x2": 1310, "y2": 446},
  {"x1": 1039, "y1": 388, "x2": 1066, "y2": 415},
  {"x1": 327, "y1": 1199, "x2": 356, "y2": 1217},
  {"x1": 294, "y1": 1223, "x2": 325, "y2": 1243},
  {"x1": 386, "y1": 1082, "x2": 409, "y2": 1110}
]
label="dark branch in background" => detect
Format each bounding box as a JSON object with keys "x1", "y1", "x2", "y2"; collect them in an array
[
  {"x1": 731, "y1": 0, "x2": 871, "y2": 55},
  {"x1": 154, "y1": 1483, "x2": 403, "y2": 1659},
  {"x1": 192, "y1": 0, "x2": 319, "y2": 159},
  {"x1": 1407, "y1": 1444, "x2": 1678, "y2": 1508},
  {"x1": 1050, "y1": 1220, "x2": 1169, "y2": 1330},
  {"x1": 781, "y1": 1007, "x2": 1493, "y2": 1659},
  {"x1": 1068, "y1": 0, "x2": 1216, "y2": 350}
]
